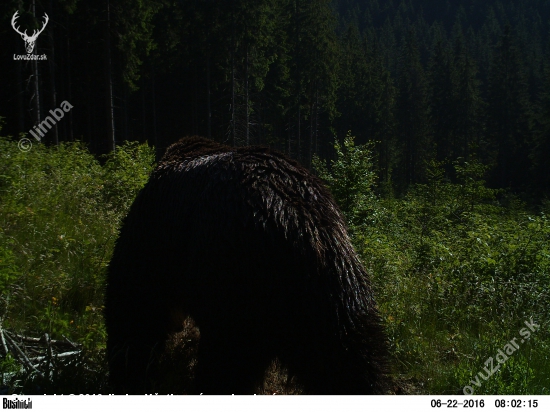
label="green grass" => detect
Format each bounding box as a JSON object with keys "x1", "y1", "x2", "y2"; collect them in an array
[
  {"x1": 315, "y1": 134, "x2": 550, "y2": 394},
  {"x1": 0, "y1": 135, "x2": 155, "y2": 393},
  {"x1": 1, "y1": 130, "x2": 549, "y2": 394}
]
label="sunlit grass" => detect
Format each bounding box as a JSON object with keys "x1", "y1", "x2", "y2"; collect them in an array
[
  {"x1": 316, "y1": 135, "x2": 550, "y2": 395},
  {"x1": 1, "y1": 132, "x2": 548, "y2": 394},
  {"x1": 0, "y1": 136, "x2": 155, "y2": 393}
]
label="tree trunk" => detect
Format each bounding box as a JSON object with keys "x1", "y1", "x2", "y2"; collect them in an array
[
  {"x1": 141, "y1": 80, "x2": 147, "y2": 141},
  {"x1": 308, "y1": 84, "x2": 317, "y2": 168},
  {"x1": 104, "y1": 0, "x2": 116, "y2": 153},
  {"x1": 32, "y1": 0, "x2": 41, "y2": 129},
  {"x1": 123, "y1": 83, "x2": 129, "y2": 141},
  {"x1": 287, "y1": 117, "x2": 291, "y2": 156},
  {"x1": 65, "y1": 13, "x2": 73, "y2": 141},
  {"x1": 245, "y1": 45, "x2": 250, "y2": 146},
  {"x1": 48, "y1": 0, "x2": 58, "y2": 145},
  {"x1": 207, "y1": 54, "x2": 212, "y2": 140},
  {"x1": 86, "y1": 64, "x2": 92, "y2": 146},
  {"x1": 194, "y1": 63, "x2": 199, "y2": 135},
  {"x1": 84, "y1": 2, "x2": 93, "y2": 146},
  {"x1": 314, "y1": 88, "x2": 319, "y2": 155},
  {"x1": 297, "y1": 102, "x2": 301, "y2": 162},
  {"x1": 16, "y1": 39, "x2": 24, "y2": 134},
  {"x1": 33, "y1": 61, "x2": 41, "y2": 126},
  {"x1": 151, "y1": 65, "x2": 158, "y2": 148},
  {"x1": 231, "y1": 0, "x2": 236, "y2": 146}
]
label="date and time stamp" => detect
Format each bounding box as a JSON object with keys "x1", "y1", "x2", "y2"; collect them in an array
[{"x1": 430, "y1": 398, "x2": 541, "y2": 409}]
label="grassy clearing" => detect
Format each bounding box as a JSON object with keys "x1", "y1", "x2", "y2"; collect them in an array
[
  {"x1": 0, "y1": 135, "x2": 154, "y2": 393},
  {"x1": 0, "y1": 130, "x2": 548, "y2": 394},
  {"x1": 314, "y1": 134, "x2": 550, "y2": 394}
]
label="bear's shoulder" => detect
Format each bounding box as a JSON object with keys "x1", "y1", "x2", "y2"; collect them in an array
[{"x1": 161, "y1": 136, "x2": 232, "y2": 164}]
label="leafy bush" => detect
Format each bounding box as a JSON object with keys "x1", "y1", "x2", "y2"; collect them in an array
[
  {"x1": 101, "y1": 141, "x2": 156, "y2": 212},
  {"x1": 1, "y1": 129, "x2": 548, "y2": 394},
  {"x1": 315, "y1": 134, "x2": 550, "y2": 395},
  {"x1": 0, "y1": 137, "x2": 154, "y2": 393},
  {"x1": 313, "y1": 131, "x2": 378, "y2": 230}
]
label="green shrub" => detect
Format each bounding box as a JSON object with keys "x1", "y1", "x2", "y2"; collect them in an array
[
  {"x1": 0, "y1": 136, "x2": 155, "y2": 393},
  {"x1": 314, "y1": 133, "x2": 550, "y2": 394},
  {"x1": 1, "y1": 128, "x2": 548, "y2": 394}
]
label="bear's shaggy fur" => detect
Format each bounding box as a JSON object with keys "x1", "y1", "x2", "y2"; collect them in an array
[{"x1": 105, "y1": 136, "x2": 388, "y2": 394}]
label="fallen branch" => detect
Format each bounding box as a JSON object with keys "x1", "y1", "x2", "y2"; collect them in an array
[
  {"x1": 62, "y1": 335, "x2": 80, "y2": 349},
  {"x1": 0, "y1": 328, "x2": 9, "y2": 356},
  {"x1": 5, "y1": 331, "x2": 81, "y2": 348},
  {"x1": 3, "y1": 332, "x2": 45, "y2": 380},
  {"x1": 28, "y1": 351, "x2": 81, "y2": 363}
]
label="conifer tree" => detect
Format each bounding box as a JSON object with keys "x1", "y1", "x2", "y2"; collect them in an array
[
  {"x1": 486, "y1": 25, "x2": 532, "y2": 190},
  {"x1": 531, "y1": 56, "x2": 550, "y2": 195},
  {"x1": 428, "y1": 37, "x2": 454, "y2": 164},
  {"x1": 452, "y1": 32, "x2": 482, "y2": 161},
  {"x1": 396, "y1": 29, "x2": 432, "y2": 190}
]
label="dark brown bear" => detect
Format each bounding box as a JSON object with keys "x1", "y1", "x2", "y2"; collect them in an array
[{"x1": 105, "y1": 136, "x2": 388, "y2": 394}]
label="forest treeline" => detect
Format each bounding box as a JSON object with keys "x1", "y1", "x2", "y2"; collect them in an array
[{"x1": 1, "y1": 0, "x2": 550, "y2": 199}]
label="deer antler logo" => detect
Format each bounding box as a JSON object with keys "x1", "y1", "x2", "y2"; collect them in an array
[{"x1": 11, "y1": 11, "x2": 49, "y2": 54}]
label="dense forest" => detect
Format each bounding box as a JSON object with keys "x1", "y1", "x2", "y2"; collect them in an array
[
  {"x1": 1, "y1": 0, "x2": 550, "y2": 199},
  {"x1": 1, "y1": 1, "x2": 550, "y2": 395}
]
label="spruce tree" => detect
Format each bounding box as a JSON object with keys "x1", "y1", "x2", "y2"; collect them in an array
[
  {"x1": 486, "y1": 25, "x2": 532, "y2": 190},
  {"x1": 396, "y1": 28, "x2": 432, "y2": 190},
  {"x1": 428, "y1": 37, "x2": 454, "y2": 164},
  {"x1": 531, "y1": 56, "x2": 550, "y2": 196},
  {"x1": 452, "y1": 32, "x2": 482, "y2": 162}
]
